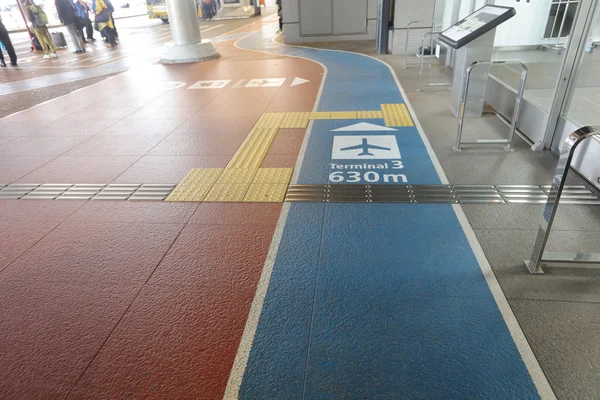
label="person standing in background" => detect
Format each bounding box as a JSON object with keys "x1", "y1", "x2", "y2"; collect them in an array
[
  {"x1": 73, "y1": 0, "x2": 94, "y2": 43},
  {"x1": 93, "y1": 0, "x2": 117, "y2": 47},
  {"x1": 202, "y1": 0, "x2": 213, "y2": 20},
  {"x1": 23, "y1": 0, "x2": 58, "y2": 59},
  {"x1": 56, "y1": 0, "x2": 86, "y2": 53},
  {"x1": 0, "y1": 13, "x2": 18, "y2": 67},
  {"x1": 104, "y1": 0, "x2": 118, "y2": 39},
  {"x1": 276, "y1": 0, "x2": 282, "y2": 33}
]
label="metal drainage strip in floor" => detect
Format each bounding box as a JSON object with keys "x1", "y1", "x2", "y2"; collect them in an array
[
  {"x1": 0, "y1": 183, "x2": 598, "y2": 204},
  {"x1": 284, "y1": 184, "x2": 600, "y2": 204},
  {"x1": 0, "y1": 184, "x2": 176, "y2": 201}
]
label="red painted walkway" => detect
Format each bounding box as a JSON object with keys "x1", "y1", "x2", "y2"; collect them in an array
[{"x1": 0, "y1": 17, "x2": 323, "y2": 398}]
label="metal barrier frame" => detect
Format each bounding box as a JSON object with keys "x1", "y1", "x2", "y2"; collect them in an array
[
  {"x1": 403, "y1": 20, "x2": 433, "y2": 69},
  {"x1": 417, "y1": 32, "x2": 453, "y2": 91},
  {"x1": 525, "y1": 126, "x2": 600, "y2": 274},
  {"x1": 454, "y1": 60, "x2": 529, "y2": 152}
]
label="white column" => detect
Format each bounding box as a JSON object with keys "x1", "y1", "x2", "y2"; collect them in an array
[{"x1": 162, "y1": 0, "x2": 220, "y2": 64}]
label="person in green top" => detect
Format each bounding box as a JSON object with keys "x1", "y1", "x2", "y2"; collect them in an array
[{"x1": 24, "y1": 0, "x2": 58, "y2": 59}]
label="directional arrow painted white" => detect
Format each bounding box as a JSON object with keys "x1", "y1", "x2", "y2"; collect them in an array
[
  {"x1": 332, "y1": 122, "x2": 398, "y2": 132},
  {"x1": 291, "y1": 77, "x2": 310, "y2": 87}
]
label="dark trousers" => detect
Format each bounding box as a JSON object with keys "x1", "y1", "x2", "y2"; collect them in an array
[
  {"x1": 101, "y1": 27, "x2": 116, "y2": 46},
  {"x1": 278, "y1": 5, "x2": 283, "y2": 30},
  {"x1": 110, "y1": 15, "x2": 118, "y2": 37},
  {"x1": 0, "y1": 21, "x2": 17, "y2": 65},
  {"x1": 79, "y1": 17, "x2": 93, "y2": 40},
  {"x1": 202, "y1": 3, "x2": 213, "y2": 18}
]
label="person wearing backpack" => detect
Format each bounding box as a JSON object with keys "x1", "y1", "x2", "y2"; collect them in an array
[
  {"x1": 23, "y1": 0, "x2": 57, "y2": 59},
  {"x1": 0, "y1": 14, "x2": 17, "y2": 67},
  {"x1": 56, "y1": 0, "x2": 86, "y2": 53}
]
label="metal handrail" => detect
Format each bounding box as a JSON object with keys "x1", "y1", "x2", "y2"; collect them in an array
[
  {"x1": 403, "y1": 20, "x2": 434, "y2": 69},
  {"x1": 454, "y1": 60, "x2": 529, "y2": 151},
  {"x1": 417, "y1": 31, "x2": 452, "y2": 91},
  {"x1": 525, "y1": 126, "x2": 600, "y2": 274}
]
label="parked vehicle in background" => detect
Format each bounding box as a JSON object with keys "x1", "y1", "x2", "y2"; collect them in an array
[{"x1": 146, "y1": 0, "x2": 202, "y2": 23}]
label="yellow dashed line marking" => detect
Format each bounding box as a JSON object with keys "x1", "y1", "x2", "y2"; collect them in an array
[
  {"x1": 381, "y1": 104, "x2": 414, "y2": 127},
  {"x1": 165, "y1": 168, "x2": 223, "y2": 202},
  {"x1": 244, "y1": 183, "x2": 288, "y2": 202},
  {"x1": 280, "y1": 112, "x2": 310, "y2": 128}
]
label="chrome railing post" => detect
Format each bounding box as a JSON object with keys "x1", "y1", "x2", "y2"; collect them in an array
[
  {"x1": 404, "y1": 21, "x2": 433, "y2": 69},
  {"x1": 525, "y1": 126, "x2": 600, "y2": 274},
  {"x1": 454, "y1": 60, "x2": 528, "y2": 151}
]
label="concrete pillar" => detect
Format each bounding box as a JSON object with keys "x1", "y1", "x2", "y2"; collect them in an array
[{"x1": 162, "y1": 0, "x2": 219, "y2": 64}]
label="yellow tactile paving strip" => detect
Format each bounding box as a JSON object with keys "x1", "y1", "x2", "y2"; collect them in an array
[
  {"x1": 309, "y1": 112, "x2": 332, "y2": 120},
  {"x1": 165, "y1": 168, "x2": 223, "y2": 202},
  {"x1": 255, "y1": 113, "x2": 287, "y2": 129},
  {"x1": 227, "y1": 127, "x2": 279, "y2": 170},
  {"x1": 252, "y1": 168, "x2": 293, "y2": 184},
  {"x1": 280, "y1": 112, "x2": 310, "y2": 128},
  {"x1": 168, "y1": 104, "x2": 414, "y2": 202},
  {"x1": 244, "y1": 183, "x2": 289, "y2": 202},
  {"x1": 357, "y1": 110, "x2": 383, "y2": 119},
  {"x1": 381, "y1": 104, "x2": 414, "y2": 127}
]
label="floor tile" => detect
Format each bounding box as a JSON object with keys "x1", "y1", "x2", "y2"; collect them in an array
[
  {"x1": 169, "y1": 116, "x2": 258, "y2": 137},
  {"x1": 65, "y1": 135, "x2": 167, "y2": 157},
  {"x1": 17, "y1": 156, "x2": 140, "y2": 184},
  {"x1": 62, "y1": 107, "x2": 139, "y2": 121},
  {"x1": 71, "y1": 283, "x2": 255, "y2": 398},
  {"x1": 0, "y1": 156, "x2": 54, "y2": 183},
  {"x1": 99, "y1": 119, "x2": 186, "y2": 136},
  {"x1": 113, "y1": 155, "x2": 231, "y2": 184},
  {"x1": 148, "y1": 224, "x2": 273, "y2": 287},
  {"x1": 511, "y1": 300, "x2": 600, "y2": 400},
  {"x1": 69, "y1": 201, "x2": 198, "y2": 225},
  {"x1": 474, "y1": 228, "x2": 600, "y2": 303},
  {"x1": 147, "y1": 133, "x2": 245, "y2": 156},
  {"x1": 28, "y1": 119, "x2": 118, "y2": 137},
  {"x1": 267, "y1": 128, "x2": 306, "y2": 155},
  {"x1": 0, "y1": 383, "x2": 69, "y2": 400},
  {"x1": 0, "y1": 136, "x2": 89, "y2": 157},
  {"x1": 188, "y1": 203, "x2": 282, "y2": 226},
  {"x1": 260, "y1": 153, "x2": 298, "y2": 168},
  {"x1": 126, "y1": 106, "x2": 201, "y2": 120},
  {"x1": 2, "y1": 221, "x2": 183, "y2": 286},
  {"x1": 0, "y1": 278, "x2": 139, "y2": 389},
  {"x1": 0, "y1": 120, "x2": 47, "y2": 137}
]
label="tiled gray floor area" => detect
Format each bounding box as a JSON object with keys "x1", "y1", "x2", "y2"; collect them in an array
[{"x1": 304, "y1": 40, "x2": 600, "y2": 398}]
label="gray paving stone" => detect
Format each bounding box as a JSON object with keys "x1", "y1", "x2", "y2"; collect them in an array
[
  {"x1": 462, "y1": 204, "x2": 600, "y2": 231},
  {"x1": 474, "y1": 228, "x2": 600, "y2": 303},
  {"x1": 510, "y1": 300, "x2": 600, "y2": 400}
]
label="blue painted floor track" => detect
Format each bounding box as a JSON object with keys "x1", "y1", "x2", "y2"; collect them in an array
[{"x1": 236, "y1": 30, "x2": 541, "y2": 399}]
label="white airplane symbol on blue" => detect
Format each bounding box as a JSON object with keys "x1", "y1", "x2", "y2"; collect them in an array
[{"x1": 340, "y1": 138, "x2": 391, "y2": 156}]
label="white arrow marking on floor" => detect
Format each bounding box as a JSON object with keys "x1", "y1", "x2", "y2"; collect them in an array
[
  {"x1": 245, "y1": 78, "x2": 286, "y2": 88},
  {"x1": 291, "y1": 77, "x2": 310, "y2": 87},
  {"x1": 332, "y1": 122, "x2": 398, "y2": 132}
]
